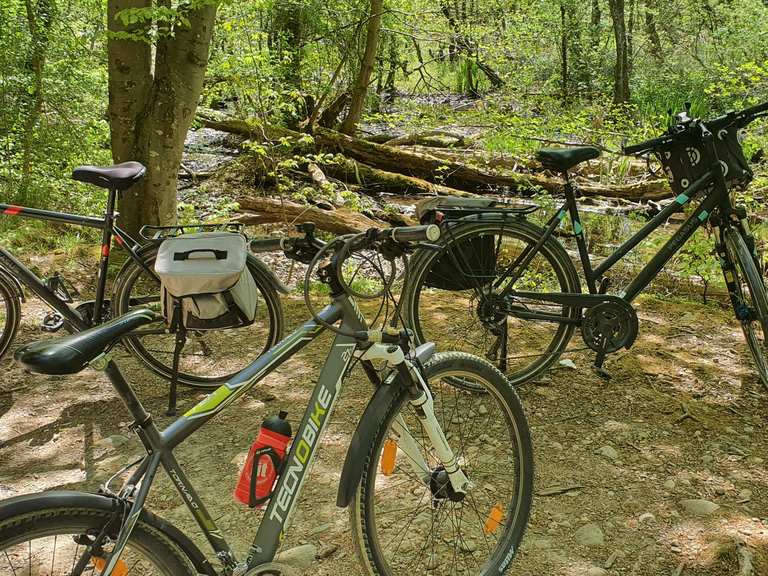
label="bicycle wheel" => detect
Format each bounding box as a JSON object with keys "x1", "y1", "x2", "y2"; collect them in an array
[
  {"x1": 351, "y1": 352, "x2": 534, "y2": 576},
  {"x1": 0, "y1": 499, "x2": 196, "y2": 575},
  {"x1": 113, "y1": 247, "x2": 284, "y2": 388},
  {"x1": 0, "y1": 269, "x2": 21, "y2": 362},
  {"x1": 404, "y1": 220, "x2": 580, "y2": 385},
  {"x1": 722, "y1": 227, "x2": 768, "y2": 390}
]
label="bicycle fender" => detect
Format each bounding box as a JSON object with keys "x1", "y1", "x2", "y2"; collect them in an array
[
  {"x1": 336, "y1": 342, "x2": 436, "y2": 508},
  {"x1": 0, "y1": 265, "x2": 25, "y2": 302},
  {"x1": 247, "y1": 254, "x2": 291, "y2": 294},
  {"x1": 336, "y1": 376, "x2": 403, "y2": 508},
  {"x1": 0, "y1": 491, "x2": 217, "y2": 576}
]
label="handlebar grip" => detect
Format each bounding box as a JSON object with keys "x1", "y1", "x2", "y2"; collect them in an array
[
  {"x1": 622, "y1": 134, "x2": 674, "y2": 155},
  {"x1": 250, "y1": 237, "x2": 290, "y2": 253},
  {"x1": 388, "y1": 224, "x2": 441, "y2": 243}
]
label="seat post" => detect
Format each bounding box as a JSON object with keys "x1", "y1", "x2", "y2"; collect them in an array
[{"x1": 91, "y1": 188, "x2": 119, "y2": 325}]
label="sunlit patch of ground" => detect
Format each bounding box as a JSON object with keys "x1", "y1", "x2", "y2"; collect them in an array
[{"x1": 1, "y1": 290, "x2": 767, "y2": 575}]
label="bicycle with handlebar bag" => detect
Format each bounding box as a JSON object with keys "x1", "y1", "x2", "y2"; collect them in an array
[
  {"x1": 0, "y1": 161, "x2": 286, "y2": 387},
  {"x1": 401, "y1": 100, "x2": 768, "y2": 388},
  {"x1": 0, "y1": 223, "x2": 533, "y2": 576}
]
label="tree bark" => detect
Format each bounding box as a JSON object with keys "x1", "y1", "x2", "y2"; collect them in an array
[
  {"x1": 20, "y1": 0, "x2": 56, "y2": 200},
  {"x1": 107, "y1": 0, "x2": 218, "y2": 235},
  {"x1": 608, "y1": 0, "x2": 631, "y2": 104},
  {"x1": 644, "y1": 0, "x2": 663, "y2": 62},
  {"x1": 340, "y1": 0, "x2": 384, "y2": 135}
]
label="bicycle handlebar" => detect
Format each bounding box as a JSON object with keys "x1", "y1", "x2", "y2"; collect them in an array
[{"x1": 623, "y1": 100, "x2": 768, "y2": 156}]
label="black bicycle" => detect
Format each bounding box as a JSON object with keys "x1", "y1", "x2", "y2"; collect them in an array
[
  {"x1": 402, "y1": 101, "x2": 768, "y2": 387},
  {"x1": 1, "y1": 224, "x2": 533, "y2": 576},
  {"x1": 0, "y1": 162, "x2": 286, "y2": 387}
]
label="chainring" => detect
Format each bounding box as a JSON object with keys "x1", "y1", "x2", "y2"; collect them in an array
[
  {"x1": 243, "y1": 562, "x2": 300, "y2": 576},
  {"x1": 580, "y1": 301, "x2": 638, "y2": 353}
]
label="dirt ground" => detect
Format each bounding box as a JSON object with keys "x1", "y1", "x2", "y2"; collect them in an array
[{"x1": 1, "y1": 287, "x2": 768, "y2": 575}]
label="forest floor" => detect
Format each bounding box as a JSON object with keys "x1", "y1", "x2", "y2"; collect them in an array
[{"x1": 1, "y1": 252, "x2": 768, "y2": 576}]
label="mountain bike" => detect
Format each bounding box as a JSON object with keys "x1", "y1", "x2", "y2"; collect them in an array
[
  {"x1": 0, "y1": 162, "x2": 286, "y2": 387},
  {"x1": 401, "y1": 101, "x2": 768, "y2": 387},
  {"x1": 1, "y1": 224, "x2": 533, "y2": 576}
]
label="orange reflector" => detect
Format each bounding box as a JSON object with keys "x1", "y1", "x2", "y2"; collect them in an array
[
  {"x1": 484, "y1": 504, "x2": 504, "y2": 534},
  {"x1": 91, "y1": 556, "x2": 129, "y2": 576},
  {"x1": 381, "y1": 439, "x2": 397, "y2": 475}
]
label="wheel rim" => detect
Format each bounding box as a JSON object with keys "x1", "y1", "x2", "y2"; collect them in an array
[
  {"x1": 363, "y1": 369, "x2": 528, "y2": 575},
  {"x1": 409, "y1": 226, "x2": 575, "y2": 383},
  {"x1": 1, "y1": 524, "x2": 176, "y2": 575}
]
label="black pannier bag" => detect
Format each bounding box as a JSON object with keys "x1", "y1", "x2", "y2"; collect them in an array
[
  {"x1": 659, "y1": 124, "x2": 753, "y2": 195},
  {"x1": 154, "y1": 232, "x2": 258, "y2": 330},
  {"x1": 417, "y1": 197, "x2": 497, "y2": 291}
]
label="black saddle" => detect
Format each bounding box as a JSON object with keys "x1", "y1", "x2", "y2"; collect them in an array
[
  {"x1": 536, "y1": 146, "x2": 601, "y2": 173},
  {"x1": 72, "y1": 161, "x2": 146, "y2": 190},
  {"x1": 14, "y1": 309, "x2": 158, "y2": 375}
]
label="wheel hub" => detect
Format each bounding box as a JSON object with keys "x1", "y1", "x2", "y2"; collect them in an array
[{"x1": 429, "y1": 466, "x2": 465, "y2": 503}]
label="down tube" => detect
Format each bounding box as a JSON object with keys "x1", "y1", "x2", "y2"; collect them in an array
[
  {"x1": 246, "y1": 330, "x2": 358, "y2": 567},
  {"x1": 622, "y1": 192, "x2": 721, "y2": 302}
]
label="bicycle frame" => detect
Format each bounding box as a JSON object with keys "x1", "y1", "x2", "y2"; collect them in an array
[
  {"x1": 496, "y1": 165, "x2": 735, "y2": 308},
  {"x1": 0, "y1": 201, "x2": 147, "y2": 327},
  {"x1": 97, "y1": 293, "x2": 373, "y2": 574}
]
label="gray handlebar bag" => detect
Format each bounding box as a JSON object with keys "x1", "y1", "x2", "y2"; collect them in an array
[{"x1": 154, "y1": 232, "x2": 258, "y2": 330}]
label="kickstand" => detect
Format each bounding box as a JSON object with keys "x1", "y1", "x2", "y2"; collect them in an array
[
  {"x1": 167, "y1": 302, "x2": 186, "y2": 416},
  {"x1": 592, "y1": 348, "x2": 611, "y2": 381}
]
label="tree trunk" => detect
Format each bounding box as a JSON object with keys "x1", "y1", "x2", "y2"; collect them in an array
[
  {"x1": 107, "y1": 0, "x2": 217, "y2": 235},
  {"x1": 340, "y1": 0, "x2": 384, "y2": 135},
  {"x1": 20, "y1": 0, "x2": 56, "y2": 201},
  {"x1": 608, "y1": 0, "x2": 631, "y2": 104},
  {"x1": 644, "y1": 0, "x2": 663, "y2": 62},
  {"x1": 559, "y1": 2, "x2": 569, "y2": 105}
]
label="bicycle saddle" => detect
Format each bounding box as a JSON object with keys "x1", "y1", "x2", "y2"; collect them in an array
[
  {"x1": 536, "y1": 146, "x2": 600, "y2": 173},
  {"x1": 72, "y1": 161, "x2": 146, "y2": 190},
  {"x1": 14, "y1": 309, "x2": 158, "y2": 375}
]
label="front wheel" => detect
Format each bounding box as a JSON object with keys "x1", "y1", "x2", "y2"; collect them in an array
[
  {"x1": 113, "y1": 247, "x2": 284, "y2": 388},
  {"x1": 0, "y1": 497, "x2": 196, "y2": 575},
  {"x1": 722, "y1": 227, "x2": 768, "y2": 390},
  {"x1": 0, "y1": 269, "x2": 21, "y2": 362},
  {"x1": 351, "y1": 352, "x2": 534, "y2": 576}
]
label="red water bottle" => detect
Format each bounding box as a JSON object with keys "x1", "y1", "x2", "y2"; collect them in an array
[{"x1": 234, "y1": 411, "x2": 292, "y2": 508}]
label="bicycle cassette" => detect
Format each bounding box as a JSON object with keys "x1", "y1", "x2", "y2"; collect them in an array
[{"x1": 580, "y1": 300, "x2": 638, "y2": 353}]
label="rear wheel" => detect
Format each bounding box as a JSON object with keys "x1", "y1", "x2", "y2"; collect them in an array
[
  {"x1": 722, "y1": 227, "x2": 768, "y2": 390},
  {"x1": 0, "y1": 503, "x2": 196, "y2": 575},
  {"x1": 403, "y1": 220, "x2": 580, "y2": 385},
  {"x1": 0, "y1": 270, "x2": 21, "y2": 361},
  {"x1": 113, "y1": 247, "x2": 284, "y2": 388},
  {"x1": 351, "y1": 352, "x2": 534, "y2": 576}
]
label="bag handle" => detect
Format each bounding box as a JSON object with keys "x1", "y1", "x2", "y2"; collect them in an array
[{"x1": 173, "y1": 248, "x2": 228, "y2": 261}]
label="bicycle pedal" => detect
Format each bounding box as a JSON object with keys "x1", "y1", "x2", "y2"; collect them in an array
[{"x1": 41, "y1": 312, "x2": 65, "y2": 332}]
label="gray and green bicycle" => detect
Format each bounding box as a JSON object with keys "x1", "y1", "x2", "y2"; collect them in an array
[{"x1": 0, "y1": 224, "x2": 533, "y2": 576}]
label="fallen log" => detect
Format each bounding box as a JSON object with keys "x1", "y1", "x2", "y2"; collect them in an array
[
  {"x1": 195, "y1": 111, "x2": 673, "y2": 201},
  {"x1": 236, "y1": 195, "x2": 386, "y2": 234},
  {"x1": 319, "y1": 156, "x2": 477, "y2": 198}
]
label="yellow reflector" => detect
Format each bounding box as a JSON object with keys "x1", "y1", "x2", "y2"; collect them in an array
[
  {"x1": 381, "y1": 439, "x2": 397, "y2": 475},
  {"x1": 484, "y1": 504, "x2": 504, "y2": 534},
  {"x1": 91, "y1": 556, "x2": 129, "y2": 576}
]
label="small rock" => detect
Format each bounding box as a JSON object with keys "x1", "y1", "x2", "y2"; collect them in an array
[
  {"x1": 738, "y1": 489, "x2": 752, "y2": 502},
  {"x1": 551, "y1": 441, "x2": 563, "y2": 450},
  {"x1": 559, "y1": 359, "x2": 577, "y2": 369},
  {"x1": 604, "y1": 550, "x2": 620, "y2": 568},
  {"x1": 528, "y1": 537, "x2": 553, "y2": 549},
  {"x1": 680, "y1": 499, "x2": 720, "y2": 517},
  {"x1": 458, "y1": 539, "x2": 477, "y2": 553},
  {"x1": 715, "y1": 486, "x2": 726, "y2": 495},
  {"x1": 587, "y1": 568, "x2": 608, "y2": 576},
  {"x1": 275, "y1": 544, "x2": 317, "y2": 569},
  {"x1": 597, "y1": 445, "x2": 619, "y2": 460},
  {"x1": 315, "y1": 543, "x2": 339, "y2": 559},
  {"x1": 426, "y1": 553, "x2": 439, "y2": 571},
  {"x1": 104, "y1": 435, "x2": 129, "y2": 448},
  {"x1": 477, "y1": 404, "x2": 488, "y2": 416},
  {"x1": 574, "y1": 523, "x2": 604, "y2": 546},
  {"x1": 663, "y1": 479, "x2": 676, "y2": 491},
  {"x1": 638, "y1": 512, "x2": 655, "y2": 523},
  {"x1": 310, "y1": 522, "x2": 333, "y2": 536},
  {"x1": 725, "y1": 426, "x2": 736, "y2": 434},
  {"x1": 701, "y1": 454, "x2": 713, "y2": 465}
]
